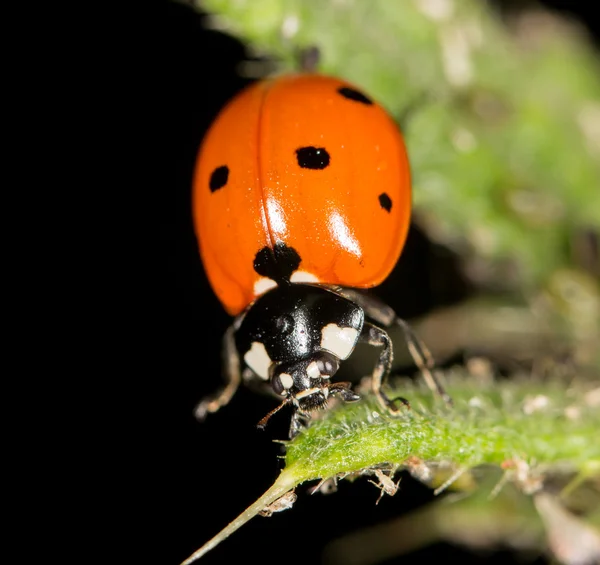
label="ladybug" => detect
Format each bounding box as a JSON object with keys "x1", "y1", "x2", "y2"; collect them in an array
[{"x1": 192, "y1": 74, "x2": 450, "y2": 438}]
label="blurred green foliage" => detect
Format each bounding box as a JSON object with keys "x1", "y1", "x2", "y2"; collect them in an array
[{"x1": 195, "y1": 0, "x2": 600, "y2": 342}]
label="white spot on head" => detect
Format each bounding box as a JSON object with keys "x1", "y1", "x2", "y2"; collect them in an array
[
  {"x1": 254, "y1": 277, "x2": 278, "y2": 297},
  {"x1": 306, "y1": 361, "x2": 320, "y2": 379},
  {"x1": 290, "y1": 271, "x2": 319, "y2": 283},
  {"x1": 279, "y1": 373, "x2": 294, "y2": 390},
  {"x1": 243, "y1": 342, "x2": 272, "y2": 380},
  {"x1": 320, "y1": 324, "x2": 358, "y2": 360},
  {"x1": 328, "y1": 211, "x2": 361, "y2": 257}
]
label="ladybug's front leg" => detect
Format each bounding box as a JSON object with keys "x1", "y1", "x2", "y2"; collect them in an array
[
  {"x1": 288, "y1": 409, "x2": 311, "y2": 439},
  {"x1": 360, "y1": 322, "x2": 409, "y2": 414},
  {"x1": 328, "y1": 287, "x2": 452, "y2": 406},
  {"x1": 194, "y1": 325, "x2": 241, "y2": 421}
]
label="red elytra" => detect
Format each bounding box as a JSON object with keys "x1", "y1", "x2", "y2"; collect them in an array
[{"x1": 193, "y1": 73, "x2": 411, "y2": 316}]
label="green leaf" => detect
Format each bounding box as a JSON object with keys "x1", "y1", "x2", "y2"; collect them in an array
[{"x1": 180, "y1": 373, "x2": 600, "y2": 564}]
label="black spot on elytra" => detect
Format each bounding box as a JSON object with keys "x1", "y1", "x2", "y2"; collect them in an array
[
  {"x1": 337, "y1": 87, "x2": 373, "y2": 105},
  {"x1": 209, "y1": 165, "x2": 229, "y2": 192},
  {"x1": 254, "y1": 242, "x2": 301, "y2": 283},
  {"x1": 296, "y1": 147, "x2": 330, "y2": 170},
  {"x1": 379, "y1": 192, "x2": 392, "y2": 212}
]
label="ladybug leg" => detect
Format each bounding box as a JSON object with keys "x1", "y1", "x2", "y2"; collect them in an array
[
  {"x1": 393, "y1": 317, "x2": 452, "y2": 406},
  {"x1": 289, "y1": 410, "x2": 312, "y2": 439},
  {"x1": 194, "y1": 325, "x2": 241, "y2": 421},
  {"x1": 360, "y1": 322, "x2": 408, "y2": 414},
  {"x1": 327, "y1": 287, "x2": 452, "y2": 406}
]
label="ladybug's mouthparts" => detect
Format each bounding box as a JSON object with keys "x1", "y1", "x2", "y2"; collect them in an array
[
  {"x1": 295, "y1": 386, "x2": 330, "y2": 411},
  {"x1": 295, "y1": 386, "x2": 328, "y2": 400}
]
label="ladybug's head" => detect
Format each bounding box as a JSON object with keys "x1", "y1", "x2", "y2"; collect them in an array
[
  {"x1": 271, "y1": 351, "x2": 341, "y2": 411},
  {"x1": 256, "y1": 349, "x2": 360, "y2": 437},
  {"x1": 260, "y1": 351, "x2": 360, "y2": 437}
]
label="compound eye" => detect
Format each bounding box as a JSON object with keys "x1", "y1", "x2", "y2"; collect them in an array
[
  {"x1": 272, "y1": 372, "x2": 294, "y2": 396},
  {"x1": 316, "y1": 355, "x2": 340, "y2": 377},
  {"x1": 275, "y1": 314, "x2": 294, "y2": 335}
]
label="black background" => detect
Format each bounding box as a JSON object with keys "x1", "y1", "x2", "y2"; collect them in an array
[{"x1": 129, "y1": 2, "x2": 599, "y2": 564}]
